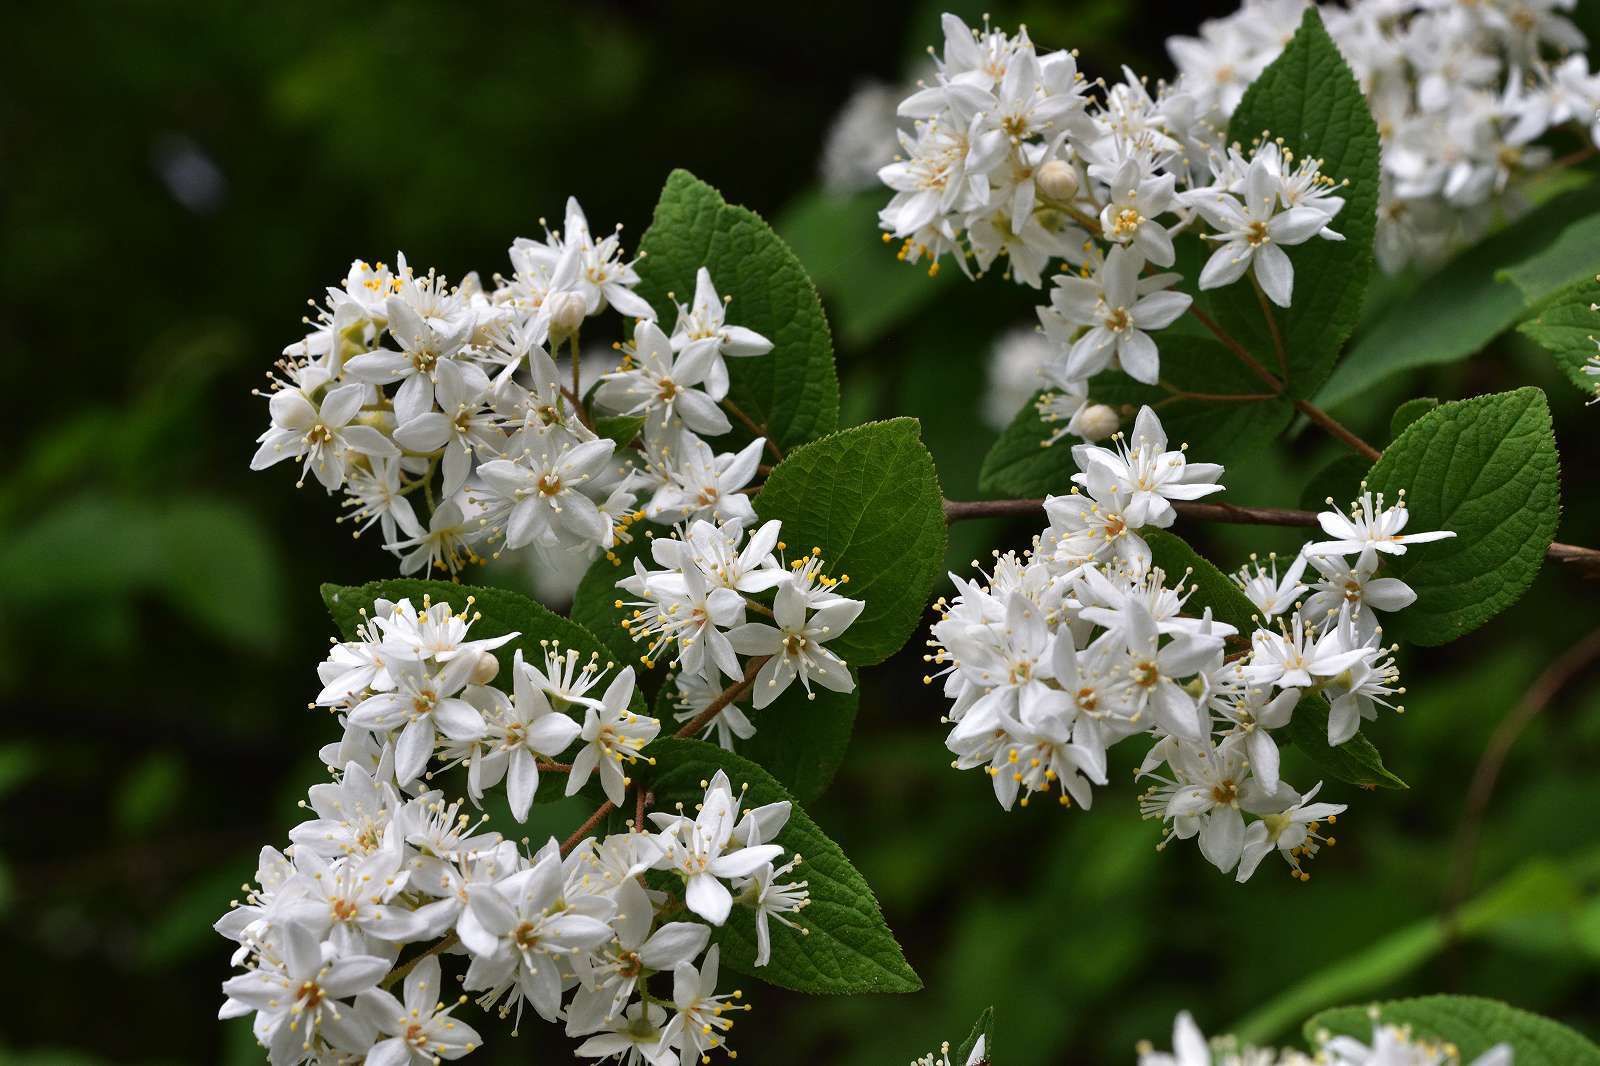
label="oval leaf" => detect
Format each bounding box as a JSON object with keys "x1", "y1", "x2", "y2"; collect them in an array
[{"x1": 755, "y1": 417, "x2": 946, "y2": 666}]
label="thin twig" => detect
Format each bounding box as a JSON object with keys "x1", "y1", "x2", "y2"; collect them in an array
[
  {"x1": 1294, "y1": 398, "x2": 1382, "y2": 462},
  {"x1": 561, "y1": 801, "x2": 616, "y2": 856},
  {"x1": 1250, "y1": 273, "x2": 1290, "y2": 383},
  {"x1": 674, "y1": 656, "x2": 768, "y2": 739},
  {"x1": 1188, "y1": 306, "x2": 1284, "y2": 393},
  {"x1": 381, "y1": 933, "x2": 459, "y2": 990},
  {"x1": 722, "y1": 397, "x2": 784, "y2": 462},
  {"x1": 536, "y1": 761, "x2": 572, "y2": 774},
  {"x1": 1442, "y1": 626, "x2": 1600, "y2": 923},
  {"x1": 940, "y1": 497, "x2": 1600, "y2": 575}
]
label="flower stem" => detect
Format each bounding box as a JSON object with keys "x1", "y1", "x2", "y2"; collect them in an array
[
  {"x1": 722, "y1": 397, "x2": 784, "y2": 462},
  {"x1": 560, "y1": 800, "x2": 616, "y2": 857},
  {"x1": 381, "y1": 933, "x2": 458, "y2": 990},
  {"x1": 1249, "y1": 273, "x2": 1289, "y2": 383}
]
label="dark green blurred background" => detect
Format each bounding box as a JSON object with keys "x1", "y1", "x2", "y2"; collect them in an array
[{"x1": 5, "y1": 2, "x2": 1599, "y2": 1062}]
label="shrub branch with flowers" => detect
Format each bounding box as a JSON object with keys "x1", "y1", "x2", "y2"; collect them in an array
[{"x1": 228, "y1": 2, "x2": 1600, "y2": 1064}]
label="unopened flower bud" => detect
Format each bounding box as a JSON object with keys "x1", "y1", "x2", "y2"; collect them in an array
[
  {"x1": 1075, "y1": 403, "x2": 1120, "y2": 442},
  {"x1": 469, "y1": 650, "x2": 500, "y2": 686},
  {"x1": 1036, "y1": 159, "x2": 1079, "y2": 203},
  {"x1": 546, "y1": 290, "x2": 587, "y2": 340}
]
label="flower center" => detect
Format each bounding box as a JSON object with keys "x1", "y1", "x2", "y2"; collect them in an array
[
  {"x1": 1104, "y1": 306, "x2": 1133, "y2": 333},
  {"x1": 1246, "y1": 220, "x2": 1271, "y2": 247},
  {"x1": 538, "y1": 474, "x2": 564, "y2": 497},
  {"x1": 1211, "y1": 779, "x2": 1239, "y2": 806},
  {"x1": 1112, "y1": 207, "x2": 1142, "y2": 236}
]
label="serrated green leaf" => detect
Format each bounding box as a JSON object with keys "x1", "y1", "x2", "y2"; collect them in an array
[
  {"x1": 653, "y1": 673, "x2": 857, "y2": 805},
  {"x1": 1363, "y1": 387, "x2": 1561, "y2": 644},
  {"x1": 978, "y1": 390, "x2": 1076, "y2": 498},
  {"x1": 755, "y1": 417, "x2": 946, "y2": 666},
  {"x1": 955, "y1": 1006, "x2": 995, "y2": 1065},
  {"x1": 1145, "y1": 529, "x2": 1259, "y2": 633},
  {"x1": 1306, "y1": 997, "x2": 1600, "y2": 1066},
  {"x1": 320, "y1": 579, "x2": 646, "y2": 716},
  {"x1": 1518, "y1": 274, "x2": 1600, "y2": 396},
  {"x1": 1208, "y1": 8, "x2": 1380, "y2": 399},
  {"x1": 1283, "y1": 697, "x2": 1406, "y2": 790},
  {"x1": 1319, "y1": 185, "x2": 1600, "y2": 408},
  {"x1": 640, "y1": 738, "x2": 921, "y2": 994},
  {"x1": 1389, "y1": 397, "x2": 1438, "y2": 439},
  {"x1": 634, "y1": 169, "x2": 839, "y2": 451}
]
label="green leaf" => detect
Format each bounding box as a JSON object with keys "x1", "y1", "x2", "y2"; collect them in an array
[
  {"x1": 640, "y1": 738, "x2": 921, "y2": 994},
  {"x1": 1145, "y1": 529, "x2": 1259, "y2": 633},
  {"x1": 955, "y1": 1006, "x2": 995, "y2": 1066},
  {"x1": 320, "y1": 579, "x2": 645, "y2": 716},
  {"x1": 1298, "y1": 454, "x2": 1369, "y2": 513},
  {"x1": 978, "y1": 390, "x2": 1076, "y2": 498},
  {"x1": 1212, "y1": 7, "x2": 1380, "y2": 398},
  {"x1": 634, "y1": 169, "x2": 839, "y2": 450},
  {"x1": 1283, "y1": 697, "x2": 1406, "y2": 790},
  {"x1": 592, "y1": 413, "x2": 646, "y2": 448},
  {"x1": 776, "y1": 188, "x2": 950, "y2": 348},
  {"x1": 654, "y1": 673, "x2": 857, "y2": 805},
  {"x1": 1319, "y1": 185, "x2": 1600, "y2": 408},
  {"x1": 1517, "y1": 274, "x2": 1600, "y2": 396},
  {"x1": 1306, "y1": 997, "x2": 1600, "y2": 1066},
  {"x1": 755, "y1": 417, "x2": 946, "y2": 666},
  {"x1": 1389, "y1": 397, "x2": 1438, "y2": 439},
  {"x1": 1363, "y1": 387, "x2": 1561, "y2": 644}
]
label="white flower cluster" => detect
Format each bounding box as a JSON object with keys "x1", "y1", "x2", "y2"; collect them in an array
[
  {"x1": 1172, "y1": 0, "x2": 1597, "y2": 273},
  {"x1": 216, "y1": 597, "x2": 811, "y2": 1065},
  {"x1": 927, "y1": 407, "x2": 1454, "y2": 881},
  {"x1": 1139, "y1": 1009, "x2": 1512, "y2": 1066},
  {"x1": 910, "y1": 1035, "x2": 987, "y2": 1066},
  {"x1": 251, "y1": 198, "x2": 774, "y2": 579},
  {"x1": 877, "y1": 13, "x2": 1347, "y2": 445},
  {"x1": 614, "y1": 517, "x2": 864, "y2": 747}
]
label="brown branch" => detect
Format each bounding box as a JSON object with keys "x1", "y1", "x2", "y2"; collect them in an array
[
  {"x1": 1294, "y1": 398, "x2": 1382, "y2": 462},
  {"x1": 1188, "y1": 306, "x2": 1284, "y2": 393},
  {"x1": 722, "y1": 398, "x2": 784, "y2": 463},
  {"x1": 1443, "y1": 626, "x2": 1600, "y2": 922},
  {"x1": 1188, "y1": 305, "x2": 1381, "y2": 462},
  {"x1": 941, "y1": 497, "x2": 1600, "y2": 576},
  {"x1": 381, "y1": 933, "x2": 459, "y2": 989},
  {"x1": 561, "y1": 801, "x2": 616, "y2": 856},
  {"x1": 674, "y1": 655, "x2": 768, "y2": 739},
  {"x1": 536, "y1": 761, "x2": 572, "y2": 774},
  {"x1": 1250, "y1": 273, "x2": 1290, "y2": 383}
]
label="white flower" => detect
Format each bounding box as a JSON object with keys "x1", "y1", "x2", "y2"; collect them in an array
[
  {"x1": 573, "y1": 1000, "x2": 677, "y2": 1066},
  {"x1": 1098, "y1": 155, "x2": 1179, "y2": 266},
  {"x1": 354, "y1": 955, "x2": 482, "y2": 1065},
  {"x1": 565, "y1": 666, "x2": 659, "y2": 807},
  {"x1": 1187, "y1": 151, "x2": 1342, "y2": 307},
  {"x1": 738, "y1": 855, "x2": 810, "y2": 967},
  {"x1": 670, "y1": 267, "x2": 773, "y2": 395},
  {"x1": 219, "y1": 922, "x2": 387, "y2": 1066},
  {"x1": 642, "y1": 430, "x2": 764, "y2": 527},
  {"x1": 1306, "y1": 489, "x2": 1455, "y2": 558},
  {"x1": 349, "y1": 655, "x2": 487, "y2": 785},
  {"x1": 1234, "y1": 551, "x2": 1309, "y2": 620},
  {"x1": 649, "y1": 770, "x2": 786, "y2": 925},
  {"x1": 595, "y1": 319, "x2": 733, "y2": 435},
  {"x1": 726, "y1": 579, "x2": 863, "y2": 708},
  {"x1": 1302, "y1": 546, "x2": 1416, "y2": 640},
  {"x1": 1070, "y1": 405, "x2": 1224, "y2": 528},
  {"x1": 1049, "y1": 246, "x2": 1192, "y2": 384},
  {"x1": 1235, "y1": 782, "x2": 1346, "y2": 883},
  {"x1": 391, "y1": 357, "x2": 500, "y2": 498},
  {"x1": 252, "y1": 380, "x2": 399, "y2": 492},
  {"x1": 344, "y1": 297, "x2": 474, "y2": 423},
  {"x1": 341, "y1": 456, "x2": 424, "y2": 547},
  {"x1": 1321, "y1": 1021, "x2": 1510, "y2": 1066},
  {"x1": 458, "y1": 850, "x2": 616, "y2": 1024},
  {"x1": 660, "y1": 946, "x2": 748, "y2": 1063},
  {"x1": 479, "y1": 650, "x2": 584, "y2": 821},
  {"x1": 1244, "y1": 613, "x2": 1369, "y2": 691},
  {"x1": 476, "y1": 438, "x2": 616, "y2": 552},
  {"x1": 389, "y1": 497, "x2": 484, "y2": 578}
]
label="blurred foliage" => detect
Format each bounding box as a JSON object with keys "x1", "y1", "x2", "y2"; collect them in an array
[{"x1": 3, "y1": 1, "x2": 1599, "y2": 1063}]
